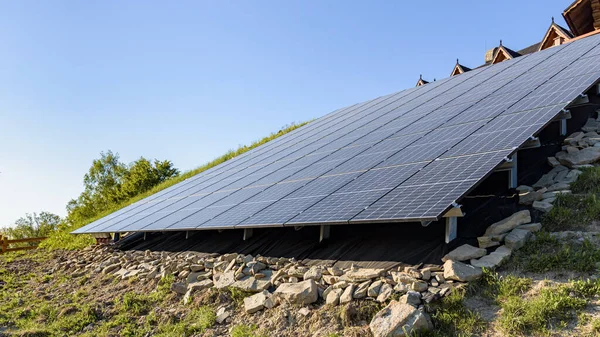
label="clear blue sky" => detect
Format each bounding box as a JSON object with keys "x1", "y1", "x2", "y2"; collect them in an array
[{"x1": 0, "y1": 0, "x2": 571, "y2": 226}]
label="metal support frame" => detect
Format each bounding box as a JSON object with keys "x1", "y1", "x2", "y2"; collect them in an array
[
  {"x1": 560, "y1": 119, "x2": 568, "y2": 136},
  {"x1": 143, "y1": 232, "x2": 147, "y2": 240},
  {"x1": 509, "y1": 154, "x2": 518, "y2": 189},
  {"x1": 243, "y1": 228, "x2": 253, "y2": 241},
  {"x1": 185, "y1": 231, "x2": 189, "y2": 239},
  {"x1": 445, "y1": 217, "x2": 457, "y2": 243},
  {"x1": 319, "y1": 225, "x2": 330, "y2": 242}
]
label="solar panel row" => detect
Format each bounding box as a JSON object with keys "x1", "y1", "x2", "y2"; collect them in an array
[{"x1": 74, "y1": 33, "x2": 600, "y2": 234}]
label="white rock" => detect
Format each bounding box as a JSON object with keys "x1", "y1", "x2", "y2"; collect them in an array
[
  {"x1": 443, "y1": 260, "x2": 483, "y2": 282},
  {"x1": 342, "y1": 268, "x2": 385, "y2": 282},
  {"x1": 170, "y1": 282, "x2": 187, "y2": 295},
  {"x1": 533, "y1": 200, "x2": 553, "y2": 213},
  {"x1": 244, "y1": 290, "x2": 270, "y2": 314},
  {"x1": 516, "y1": 223, "x2": 542, "y2": 232},
  {"x1": 353, "y1": 280, "x2": 371, "y2": 299},
  {"x1": 340, "y1": 284, "x2": 355, "y2": 304},
  {"x1": 326, "y1": 288, "x2": 343, "y2": 305},
  {"x1": 504, "y1": 228, "x2": 532, "y2": 250},
  {"x1": 303, "y1": 266, "x2": 322, "y2": 281},
  {"x1": 556, "y1": 147, "x2": 600, "y2": 167},
  {"x1": 484, "y1": 210, "x2": 531, "y2": 236},
  {"x1": 470, "y1": 246, "x2": 512, "y2": 269},
  {"x1": 369, "y1": 301, "x2": 433, "y2": 337},
  {"x1": 274, "y1": 279, "x2": 318, "y2": 305},
  {"x1": 377, "y1": 283, "x2": 393, "y2": 303},
  {"x1": 213, "y1": 271, "x2": 236, "y2": 289},
  {"x1": 368, "y1": 280, "x2": 383, "y2": 298},
  {"x1": 442, "y1": 244, "x2": 487, "y2": 262}
]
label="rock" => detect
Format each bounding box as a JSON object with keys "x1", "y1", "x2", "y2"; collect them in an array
[
  {"x1": 247, "y1": 261, "x2": 266, "y2": 274},
  {"x1": 394, "y1": 283, "x2": 409, "y2": 294},
  {"x1": 484, "y1": 210, "x2": 531, "y2": 236},
  {"x1": 477, "y1": 236, "x2": 501, "y2": 249},
  {"x1": 369, "y1": 301, "x2": 432, "y2": 337},
  {"x1": 368, "y1": 280, "x2": 383, "y2": 298},
  {"x1": 377, "y1": 283, "x2": 394, "y2": 303},
  {"x1": 303, "y1": 266, "x2": 322, "y2": 281},
  {"x1": 340, "y1": 284, "x2": 355, "y2": 304},
  {"x1": 190, "y1": 264, "x2": 204, "y2": 272},
  {"x1": 298, "y1": 307, "x2": 310, "y2": 316},
  {"x1": 565, "y1": 131, "x2": 585, "y2": 145},
  {"x1": 504, "y1": 229, "x2": 532, "y2": 250},
  {"x1": 215, "y1": 307, "x2": 229, "y2": 324},
  {"x1": 354, "y1": 280, "x2": 371, "y2": 299},
  {"x1": 547, "y1": 182, "x2": 571, "y2": 192},
  {"x1": 547, "y1": 157, "x2": 561, "y2": 167},
  {"x1": 533, "y1": 200, "x2": 553, "y2": 213},
  {"x1": 582, "y1": 119, "x2": 600, "y2": 132},
  {"x1": 213, "y1": 271, "x2": 236, "y2": 289},
  {"x1": 556, "y1": 147, "x2": 600, "y2": 167},
  {"x1": 342, "y1": 268, "x2": 385, "y2": 282},
  {"x1": 565, "y1": 169, "x2": 582, "y2": 182},
  {"x1": 411, "y1": 281, "x2": 428, "y2": 292},
  {"x1": 399, "y1": 291, "x2": 422, "y2": 307},
  {"x1": 244, "y1": 290, "x2": 270, "y2": 314},
  {"x1": 533, "y1": 173, "x2": 557, "y2": 189},
  {"x1": 326, "y1": 288, "x2": 343, "y2": 305},
  {"x1": 516, "y1": 223, "x2": 542, "y2": 232},
  {"x1": 170, "y1": 282, "x2": 187, "y2": 295},
  {"x1": 420, "y1": 269, "x2": 431, "y2": 280},
  {"x1": 322, "y1": 275, "x2": 339, "y2": 285},
  {"x1": 188, "y1": 279, "x2": 213, "y2": 292},
  {"x1": 390, "y1": 272, "x2": 418, "y2": 285},
  {"x1": 231, "y1": 270, "x2": 273, "y2": 292},
  {"x1": 333, "y1": 280, "x2": 349, "y2": 289},
  {"x1": 273, "y1": 279, "x2": 318, "y2": 305},
  {"x1": 443, "y1": 260, "x2": 483, "y2": 282},
  {"x1": 516, "y1": 185, "x2": 534, "y2": 193},
  {"x1": 442, "y1": 244, "x2": 487, "y2": 262},
  {"x1": 327, "y1": 266, "x2": 343, "y2": 276},
  {"x1": 470, "y1": 246, "x2": 512, "y2": 269},
  {"x1": 102, "y1": 263, "x2": 121, "y2": 274},
  {"x1": 519, "y1": 190, "x2": 545, "y2": 205}
]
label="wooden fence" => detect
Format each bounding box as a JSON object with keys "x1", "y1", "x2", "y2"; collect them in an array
[{"x1": 0, "y1": 235, "x2": 47, "y2": 254}]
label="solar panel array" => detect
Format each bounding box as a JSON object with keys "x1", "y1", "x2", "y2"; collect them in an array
[{"x1": 74, "y1": 33, "x2": 600, "y2": 234}]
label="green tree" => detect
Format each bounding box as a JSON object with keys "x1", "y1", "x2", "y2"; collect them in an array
[
  {"x1": 66, "y1": 151, "x2": 179, "y2": 226},
  {"x1": 1, "y1": 212, "x2": 62, "y2": 240}
]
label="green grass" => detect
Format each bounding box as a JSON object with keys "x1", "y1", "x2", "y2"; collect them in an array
[
  {"x1": 231, "y1": 324, "x2": 268, "y2": 337},
  {"x1": 542, "y1": 193, "x2": 600, "y2": 231},
  {"x1": 507, "y1": 231, "x2": 600, "y2": 273},
  {"x1": 421, "y1": 288, "x2": 486, "y2": 337},
  {"x1": 41, "y1": 121, "x2": 310, "y2": 250},
  {"x1": 498, "y1": 284, "x2": 586, "y2": 335},
  {"x1": 570, "y1": 166, "x2": 600, "y2": 194}
]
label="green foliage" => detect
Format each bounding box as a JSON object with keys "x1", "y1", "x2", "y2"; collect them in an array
[
  {"x1": 508, "y1": 231, "x2": 600, "y2": 273},
  {"x1": 497, "y1": 284, "x2": 586, "y2": 335},
  {"x1": 542, "y1": 193, "x2": 600, "y2": 231},
  {"x1": 470, "y1": 269, "x2": 532, "y2": 301},
  {"x1": 1, "y1": 212, "x2": 61, "y2": 240},
  {"x1": 66, "y1": 150, "x2": 180, "y2": 226},
  {"x1": 154, "y1": 306, "x2": 216, "y2": 337},
  {"x1": 571, "y1": 166, "x2": 600, "y2": 194},
  {"x1": 422, "y1": 288, "x2": 486, "y2": 337},
  {"x1": 38, "y1": 229, "x2": 94, "y2": 250},
  {"x1": 231, "y1": 324, "x2": 268, "y2": 337}
]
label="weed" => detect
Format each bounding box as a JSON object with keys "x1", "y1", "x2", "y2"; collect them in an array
[
  {"x1": 542, "y1": 193, "x2": 600, "y2": 231},
  {"x1": 508, "y1": 231, "x2": 600, "y2": 272},
  {"x1": 571, "y1": 166, "x2": 600, "y2": 194},
  {"x1": 498, "y1": 285, "x2": 586, "y2": 335},
  {"x1": 231, "y1": 324, "x2": 268, "y2": 337},
  {"x1": 423, "y1": 288, "x2": 486, "y2": 337}
]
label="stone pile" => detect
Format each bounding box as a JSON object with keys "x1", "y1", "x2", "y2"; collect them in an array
[
  {"x1": 516, "y1": 118, "x2": 600, "y2": 213},
  {"x1": 55, "y1": 245, "x2": 474, "y2": 319}
]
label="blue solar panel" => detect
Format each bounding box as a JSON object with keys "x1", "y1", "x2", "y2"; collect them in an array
[{"x1": 74, "y1": 33, "x2": 600, "y2": 234}]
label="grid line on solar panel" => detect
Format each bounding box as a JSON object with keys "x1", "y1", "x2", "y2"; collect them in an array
[{"x1": 177, "y1": 67, "x2": 492, "y2": 228}]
